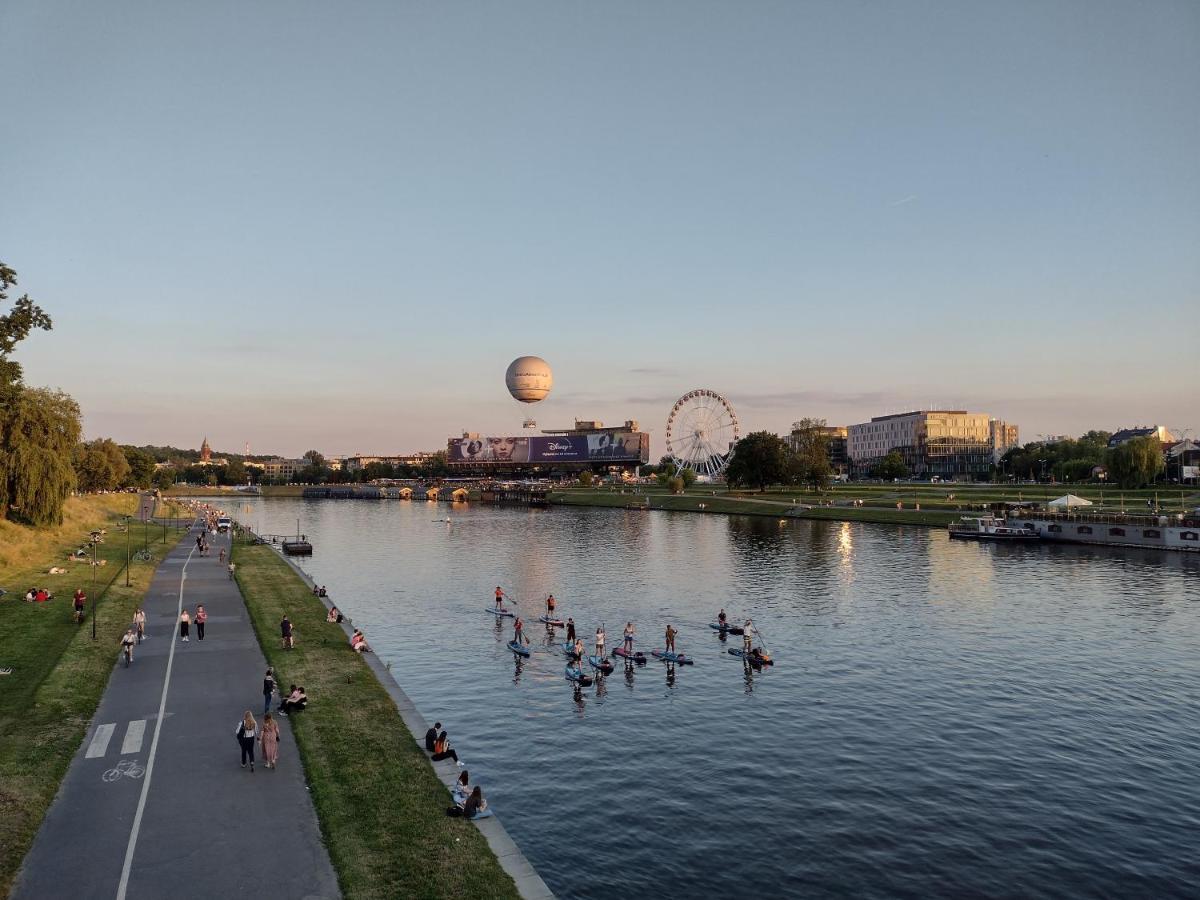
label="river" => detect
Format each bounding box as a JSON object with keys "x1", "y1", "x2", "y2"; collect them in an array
[{"x1": 214, "y1": 497, "x2": 1200, "y2": 898}]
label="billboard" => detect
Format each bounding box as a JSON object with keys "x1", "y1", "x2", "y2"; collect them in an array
[
  {"x1": 1183, "y1": 465, "x2": 1200, "y2": 480},
  {"x1": 449, "y1": 432, "x2": 648, "y2": 465}
]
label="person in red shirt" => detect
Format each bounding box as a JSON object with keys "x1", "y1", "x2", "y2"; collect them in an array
[{"x1": 195, "y1": 605, "x2": 208, "y2": 641}]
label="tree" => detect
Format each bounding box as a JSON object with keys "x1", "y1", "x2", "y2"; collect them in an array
[
  {"x1": 1106, "y1": 436, "x2": 1164, "y2": 488},
  {"x1": 668, "y1": 475, "x2": 685, "y2": 493},
  {"x1": 787, "y1": 418, "x2": 834, "y2": 490},
  {"x1": 578, "y1": 470, "x2": 594, "y2": 487},
  {"x1": 153, "y1": 467, "x2": 176, "y2": 491},
  {"x1": 225, "y1": 459, "x2": 247, "y2": 485},
  {"x1": 1, "y1": 388, "x2": 80, "y2": 525},
  {"x1": 74, "y1": 438, "x2": 132, "y2": 492},
  {"x1": 874, "y1": 451, "x2": 908, "y2": 480},
  {"x1": 123, "y1": 446, "x2": 156, "y2": 488},
  {"x1": 680, "y1": 467, "x2": 697, "y2": 487},
  {"x1": 303, "y1": 449, "x2": 325, "y2": 468},
  {"x1": 724, "y1": 431, "x2": 790, "y2": 492}
]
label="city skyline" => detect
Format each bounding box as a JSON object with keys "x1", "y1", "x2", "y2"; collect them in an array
[{"x1": 2, "y1": 1, "x2": 1196, "y2": 455}]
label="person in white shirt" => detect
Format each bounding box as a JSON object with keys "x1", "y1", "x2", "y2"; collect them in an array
[{"x1": 743, "y1": 619, "x2": 754, "y2": 654}]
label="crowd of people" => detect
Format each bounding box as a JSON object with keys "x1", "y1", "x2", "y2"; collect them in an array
[{"x1": 424, "y1": 721, "x2": 489, "y2": 819}]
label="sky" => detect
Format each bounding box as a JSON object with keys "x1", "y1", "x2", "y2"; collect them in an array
[{"x1": 1, "y1": 0, "x2": 1196, "y2": 458}]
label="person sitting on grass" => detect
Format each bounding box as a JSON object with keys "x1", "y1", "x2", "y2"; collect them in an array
[
  {"x1": 278, "y1": 685, "x2": 308, "y2": 716},
  {"x1": 350, "y1": 629, "x2": 372, "y2": 653},
  {"x1": 326, "y1": 606, "x2": 343, "y2": 624}
]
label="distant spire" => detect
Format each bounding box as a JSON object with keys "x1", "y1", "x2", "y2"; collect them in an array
[{"x1": 200, "y1": 436, "x2": 212, "y2": 462}]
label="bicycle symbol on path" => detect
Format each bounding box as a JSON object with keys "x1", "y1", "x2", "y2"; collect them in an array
[{"x1": 103, "y1": 759, "x2": 145, "y2": 782}]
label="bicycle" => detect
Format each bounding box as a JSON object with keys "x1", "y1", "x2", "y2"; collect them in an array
[{"x1": 133, "y1": 549, "x2": 154, "y2": 562}]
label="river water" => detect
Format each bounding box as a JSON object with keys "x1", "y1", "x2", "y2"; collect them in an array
[{"x1": 220, "y1": 497, "x2": 1199, "y2": 898}]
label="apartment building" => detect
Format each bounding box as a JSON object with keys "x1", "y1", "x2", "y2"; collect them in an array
[{"x1": 849, "y1": 410, "x2": 1016, "y2": 478}]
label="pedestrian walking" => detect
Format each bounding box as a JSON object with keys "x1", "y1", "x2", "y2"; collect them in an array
[
  {"x1": 262, "y1": 667, "x2": 276, "y2": 715},
  {"x1": 235, "y1": 711, "x2": 258, "y2": 771},
  {"x1": 219, "y1": 547, "x2": 225, "y2": 564},
  {"x1": 228, "y1": 562, "x2": 236, "y2": 580},
  {"x1": 179, "y1": 609, "x2": 191, "y2": 642},
  {"x1": 73, "y1": 588, "x2": 87, "y2": 624},
  {"x1": 195, "y1": 605, "x2": 207, "y2": 640},
  {"x1": 281, "y1": 615, "x2": 294, "y2": 649},
  {"x1": 260, "y1": 713, "x2": 280, "y2": 769}
]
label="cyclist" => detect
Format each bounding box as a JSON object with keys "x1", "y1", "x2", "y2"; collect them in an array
[
  {"x1": 133, "y1": 607, "x2": 146, "y2": 642},
  {"x1": 120, "y1": 629, "x2": 136, "y2": 667}
]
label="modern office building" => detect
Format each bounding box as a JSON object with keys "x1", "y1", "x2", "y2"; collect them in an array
[
  {"x1": 262, "y1": 458, "x2": 306, "y2": 481},
  {"x1": 848, "y1": 410, "x2": 1017, "y2": 479}
]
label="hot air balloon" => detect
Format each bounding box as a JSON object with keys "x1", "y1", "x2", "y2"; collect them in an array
[{"x1": 505, "y1": 356, "x2": 553, "y2": 403}]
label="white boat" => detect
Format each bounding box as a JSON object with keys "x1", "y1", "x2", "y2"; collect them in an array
[{"x1": 948, "y1": 515, "x2": 1040, "y2": 542}]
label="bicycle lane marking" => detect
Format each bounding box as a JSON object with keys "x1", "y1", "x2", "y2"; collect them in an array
[{"x1": 115, "y1": 544, "x2": 194, "y2": 900}]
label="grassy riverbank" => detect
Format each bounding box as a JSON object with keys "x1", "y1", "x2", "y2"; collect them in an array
[
  {"x1": 0, "y1": 495, "x2": 186, "y2": 895},
  {"x1": 231, "y1": 541, "x2": 519, "y2": 900},
  {"x1": 550, "y1": 482, "x2": 1200, "y2": 527}
]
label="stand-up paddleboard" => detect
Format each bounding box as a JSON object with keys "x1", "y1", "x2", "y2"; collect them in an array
[
  {"x1": 651, "y1": 649, "x2": 695, "y2": 665},
  {"x1": 487, "y1": 608, "x2": 516, "y2": 617},
  {"x1": 538, "y1": 615, "x2": 565, "y2": 627},
  {"x1": 565, "y1": 665, "x2": 594, "y2": 685},
  {"x1": 587, "y1": 655, "x2": 615, "y2": 675},
  {"x1": 613, "y1": 646, "x2": 648, "y2": 664},
  {"x1": 710, "y1": 622, "x2": 744, "y2": 635},
  {"x1": 728, "y1": 647, "x2": 774, "y2": 665},
  {"x1": 507, "y1": 640, "x2": 531, "y2": 657}
]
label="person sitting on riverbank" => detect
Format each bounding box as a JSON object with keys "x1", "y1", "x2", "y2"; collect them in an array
[
  {"x1": 350, "y1": 629, "x2": 372, "y2": 653},
  {"x1": 326, "y1": 606, "x2": 343, "y2": 624},
  {"x1": 431, "y1": 730, "x2": 459, "y2": 764},
  {"x1": 279, "y1": 685, "x2": 307, "y2": 716},
  {"x1": 425, "y1": 721, "x2": 442, "y2": 752},
  {"x1": 447, "y1": 785, "x2": 487, "y2": 818},
  {"x1": 453, "y1": 769, "x2": 470, "y2": 802},
  {"x1": 318, "y1": 586, "x2": 327, "y2": 597},
  {"x1": 312, "y1": 585, "x2": 320, "y2": 597}
]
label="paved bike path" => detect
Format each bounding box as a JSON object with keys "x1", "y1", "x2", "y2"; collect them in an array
[{"x1": 13, "y1": 525, "x2": 339, "y2": 900}]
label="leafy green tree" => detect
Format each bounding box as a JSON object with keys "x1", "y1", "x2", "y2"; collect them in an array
[
  {"x1": 1106, "y1": 436, "x2": 1164, "y2": 488},
  {"x1": 2, "y1": 388, "x2": 80, "y2": 525},
  {"x1": 303, "y1": 449, "x2": 325, "y2": 468},
  {"x1": 680, "y1": 467, "x2": 697, "y2": 487},
  {"x1": 224, "y1": 459, "x2": 247, "y2": 484},
  {"x1": 874, "y1": 451, "x2": 908, "y2": 480},
  {"x1": 578, "y1": 470, "x2": 594, "y2": 487},
  {"x1": 725, "y1": 431, "x2": 790, "y2": 492},
  {"x1": 74, "y1": 438, "x2": 132, "y2": 491},
  {"x1": 787, "y1": 418, "x2": 834, "y2": 490},
  {"x1": 668, "y1": 475, "x2": 685, "y2": 493},
  {"x1": 153, "y1": 467, "x2": 176, "y2": 491},
  {"x1": 123, "y1": 446, "x2": 157, "y2": 487}
]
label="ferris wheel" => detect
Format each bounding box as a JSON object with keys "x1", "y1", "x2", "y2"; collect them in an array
[{"x1": 665, "y1": 389, "x2": 741, "y2": 478}]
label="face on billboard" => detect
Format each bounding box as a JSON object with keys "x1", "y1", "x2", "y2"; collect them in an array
[
  {"x1": 587, "y1": 433, "x2": 634, "y2": 459},
  {"x1": 487, "y1": 436, "x2": 530, "y2": 462}
]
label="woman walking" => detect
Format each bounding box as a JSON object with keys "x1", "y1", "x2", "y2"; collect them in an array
[
  {"x1": 262, "y1": 667, "x2": 276, "y2": 715},
  {"x1": 195, "y1": 605, "x2": 207, "y2": 641},
  {"x1": 260, "y1": 713, "x2": 280, "y2": 769},
  {"x1": 179, "y1": 609, "x2": 191, "y2": 642},
  {"x1": 235, "y1": 711, "x2": 258, "y2": 771}
]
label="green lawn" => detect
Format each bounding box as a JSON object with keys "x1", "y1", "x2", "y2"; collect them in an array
[
  {"x1": 231, "y1": 541, "x2": 520, "y2": 900},
  {"x1": 0, "y1": 495, "x2": 187, "y2": 895}
]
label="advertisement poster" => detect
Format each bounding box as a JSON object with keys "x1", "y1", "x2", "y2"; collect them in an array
[{"x1": 449, "y1": 433, "x2": 647, "y2": 464}]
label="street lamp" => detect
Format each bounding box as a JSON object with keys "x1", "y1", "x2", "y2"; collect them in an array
[
  {"x1": 89, "y1": 530, "x2": 102, "y2": 641},
  {"x1": 124, "y1": 515, "x2": 131, "y2": 588}
]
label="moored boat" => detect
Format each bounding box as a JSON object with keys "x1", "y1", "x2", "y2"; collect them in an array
[{"x1": 948, "y1": 516, "x2": 1040, "y2": 543}]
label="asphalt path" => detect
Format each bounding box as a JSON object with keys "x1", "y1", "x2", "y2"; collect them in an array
[{"x1": 13, "y1": 521, "x2": 338, "y2": 900}]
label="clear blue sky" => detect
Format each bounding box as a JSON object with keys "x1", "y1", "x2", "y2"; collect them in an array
[{"x1": 2, "y1": 1, "x2": 1196, "y2": 457}]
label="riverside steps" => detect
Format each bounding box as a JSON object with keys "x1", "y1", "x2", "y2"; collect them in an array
[
  {"x1": 12, "y1": 525, "x2": 338, "y2": 900},
  {"x1": 245, "y1": 531, "x2": 554, "y2": 900}
]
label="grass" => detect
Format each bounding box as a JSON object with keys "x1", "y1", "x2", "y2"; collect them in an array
[
  {"x1": 231, "y1": 541, "x2": 520, "y2": 900},
  {"x1": 0, "y1": 494, "x2": 188, "y2": 895}
]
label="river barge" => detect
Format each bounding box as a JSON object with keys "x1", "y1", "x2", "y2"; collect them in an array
[
  {"x1": 948, "y1": 515, "x2": 1041, "y2": 542},
  {"x1": 1001, "y1": 509, "x2": 1200, "y2": 552}
]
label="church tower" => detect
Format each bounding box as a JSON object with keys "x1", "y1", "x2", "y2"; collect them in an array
[{"x1": 200, "y1": 436, "x2": 212, "y2": 463}]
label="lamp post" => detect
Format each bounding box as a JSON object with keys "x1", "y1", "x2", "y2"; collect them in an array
[
  {"x1": 90, "y1": 530, "x2": 102, "y2": 641},
  {"x1": 124, "y1": 515, "x2": 131, "y2": 587}
]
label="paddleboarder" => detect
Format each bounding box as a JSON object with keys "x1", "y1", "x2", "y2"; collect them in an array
[
  {"x1": 665, "y1": 623, "x2": 677, "y2": 653},
  {"x1": 743, "y1": 618, "x2": 754, "y2": 655},
  {"x1": 513, "y1": 616, "x2": 527, "y2": 646},
  {"x1": 595, "y1": 624, "x2": 606, "y2": 658},
  {"x1": 494, "y1": 586, "x2": 505, "y2": 611},
  {"x1": 566, "y1": 617, "x2": 576, "y2": 642},
  {"x1": 573, "y1": 637, "x2": 585, "y2": 666},
  {"x1": 717, "y1": 608, "x2": 727, "y2": 628},
  {"x1": 623, "y1": 621, "x2": 635, "y2": 653},
  {"x1": 546, "y1": 594, "x2": 557, "y2": 618}
]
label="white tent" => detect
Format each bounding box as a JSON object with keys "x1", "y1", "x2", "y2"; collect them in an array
[{"x1": 1048, "y1": 494, "x2": 1094, "y2": 508}]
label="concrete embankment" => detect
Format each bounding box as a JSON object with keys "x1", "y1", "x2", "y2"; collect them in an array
[{"x1": 233, "y1": 531, "x2": 552, "y2": 900}]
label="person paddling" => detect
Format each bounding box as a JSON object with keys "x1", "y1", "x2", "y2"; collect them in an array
[
  {"x1": 513, "y1": 616, "x2": 527, "y2": 646},
  {"x1": 623, "y1": 622, "x2": 635, "y2": 653},
  {"x1": 595, "y1": 624, "x2": 606, "y2": 658},
  {"x1": 546, "y1": 594, "x2": 556, "y2": 619},
  {"x1": 572, "y1": 637, "x2": 585, "y2": 667},
  {"x1": 743, "y1": 618, "x2": 755, "y2": 655},
  {"x1": 566, "y1": 617, "x2": 576, "y2": 642},
  {"x1": 494, "y1": 586, "x2": 505, "y2": 611},
  {"x1": 665, "y1": 623, "x2": 677, "y2": 653},
  {"x1": 717, "y1": 608, "x2": 728, "y2": 628}
]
